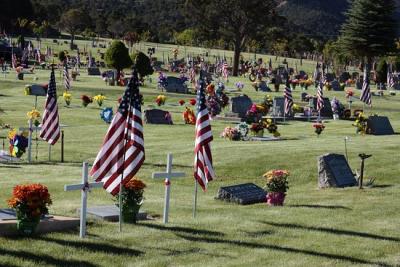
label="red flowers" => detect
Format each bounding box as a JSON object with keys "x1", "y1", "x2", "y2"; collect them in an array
[
  {"x1": 80, "y1": 95, "x2": 92, "y2": 107},
  {"x1": 189, "y1": 99, "x2": 196, "y2": 106},
  {"x1": 178, "y1": 99, "x2": 185, "y2": 106}
]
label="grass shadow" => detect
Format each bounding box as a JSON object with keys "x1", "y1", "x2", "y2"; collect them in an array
[
  {"x1": 137, "y1": 222, "x2": 225, "y2": 237},
  {"x1": 370, "y1": 184, "x2": 393, "y2": 189},
  {"x1": 37, "y1": 236, "x2": 144, "y2": 256},
  {"x1": 286, "y1": 204, "x2": 352, "y2": 210},
  {"x1": 175, "y1": 234, "x2": 392, "y2": 267},
  {"x1": 0, "y1": 247, "x2": 97, "y2": 267},
  {"x1": 261, "y1": 221, "x2": 400, "y2": 242}
]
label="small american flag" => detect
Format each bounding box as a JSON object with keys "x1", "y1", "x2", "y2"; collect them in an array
[
  {"x1": 316, "y1": 81, "x2": 324, "y2": 112},
  {"x1": 360, "y1": 67, "x2": 371, "y2": 106},
  {"x1": 284, "y1": 85, "x2": 293, "y2": 115},
  {"x1": 194, "y1": 71, "x2": 215, "y2": 191},
  {"x1": 222, "y1": 62, "x2": 229, "y2": 80},
  {"x1": 387, "y1": 64, "x2": 395, "y2": 89},
  {"x1": 40, "y1": 68, "x2": 60, "y2": 145},
  {"x1": 11, "y1": 53, "x2": 17, "y2": 69},
  {"x1": 90, "y1": 71, "x2": 145, "y2": 196},
  {"x1": 189, "y1": 66, "x2": 196, "y2": 84},
  {"x1": 36, "y1": 49, "x2": 41, "y2": 63},
  {"x1": 63, "y1": 64, "x2": 71, "y2": 91}
]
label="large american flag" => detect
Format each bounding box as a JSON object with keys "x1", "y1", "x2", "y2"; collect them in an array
[
  {"x1": 284, "y1": 85, "x2": 293, "y2": 115},
  {"x1": 63, "y1": 64, "x2": 71, "y2": 91},
  {"x1": 90, "y1": 71, "x2": 145, "y2": 196},
  {"x1": 40, "y1": 68, "x2": 60, "y2": 145},
  {"x1": 316, "y1": 81, "x2": 324, "y2": 112},
  {"x1": 194, "y1": 71, "x2": 215, "y2": 191},
  {"x1": 360, "y1": 66, "x2": 372, "y2": 106}
]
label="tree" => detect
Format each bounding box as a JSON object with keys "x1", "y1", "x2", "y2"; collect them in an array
[
  {"x1": 339, "y1": 0, "x2": 397, "y2": 79},
  {"x1": 105, "y1": 40, "x2": 132, "y2": 81},
  {"x1": 130, "y1": 51, "x2": 154, "y2": 79},
  {"x1": 59, "y1": 9, "x2": 85, "y2": 49},
  {"x1": 185, "y1": 0, "x2": 281, "y2": 76},
  {"x1": 124, "y1": 31, "x2": 140, "y2": 51}
]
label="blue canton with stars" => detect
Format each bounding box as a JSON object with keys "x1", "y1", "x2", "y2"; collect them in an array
[
  {"x1": 118, "y1": 71, "x2": 141, "y2": 116},
  {"x1": 196, "y1": 71, "x2": 207, "y2": 113},
  {"x1": 48, "y1": 68, "x2": 57, "y2": 97}
]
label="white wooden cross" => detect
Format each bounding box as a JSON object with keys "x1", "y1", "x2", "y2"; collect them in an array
[
  {"x1": 152, "y1": 153, "x2": 185, "y2": 224},
  {"x1": 64, "y1": 162, "x2": 103, "y2": 238}
]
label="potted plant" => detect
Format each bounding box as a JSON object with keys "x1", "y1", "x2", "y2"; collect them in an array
[
  {"x1": 116, "y1": 178, "x2": 146, "y2": 223},
  {"x1": 7, "y1": 183, "x2": 52, "y2": 235},
  {"x1": 313, "y1": 123, "x2": 325, "y2": 136},
  {"x1": 263, "y1": 170, "x2": 289, "y2": 206}
]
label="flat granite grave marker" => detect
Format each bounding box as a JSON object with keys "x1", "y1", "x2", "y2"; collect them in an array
[
  {"x1": 318, "y1": 153, "x2": 357, "y2": 188},
  {"x1": 83, "y1": 206, "x2": 147, "y2": 222},
  {"x1": 144, "y1": 109, "x2": 173, "y2": 125},
  {"x1": 216, "y1": 183, "x2": 266, "y2": 205},
  {"x1": 87, "y1": 67, "x2": 101, "y2": 76},
  {"x1": 230, "y1": 95, "x2": 253, "y2": 118},
  {"x1": 367, "y1": 116, "x2": 395, "y2": 135}
]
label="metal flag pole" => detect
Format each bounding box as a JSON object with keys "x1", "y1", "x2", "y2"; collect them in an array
[{"x1": 118, "y1": 71, "x2": 136, "y2": 232}]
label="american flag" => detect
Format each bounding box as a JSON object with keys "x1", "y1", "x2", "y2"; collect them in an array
[
  {"x1": 63, "y1": 64, "x2": 71, "y2": 91},
  {"x1": 90, "y1": 71, "x2": 145, "y2": 196},
  {"x1": 11, "y1": 53, "x2": 17, "y2": 69},
  {"x1": 222, "y1": 62, "x2": 229, "y2": 80},
  {"x1": 194, "y1": 71, "x2": 215, "y2": 191},
  {"x1": 387, "y1": 64, "x2": 395, "y2": 89},
  {"x1": 36, "y1": 49, "x2": 41, "y2": 63},
  {"x1": 40, "y1": 68, "x2": 60, "y2": 145},
  {"x1": 360, "y1": 67, "x2": 371, "y2": 106},
  {"x1": 284, "y1": 85, "x2": 293, "y2": 115},
  {"x1": 189, "y1": 66, "x2": 196, "y2": 84},
  {"x1": 316, "y1": 81, "x2": 324, "y2": 112}
]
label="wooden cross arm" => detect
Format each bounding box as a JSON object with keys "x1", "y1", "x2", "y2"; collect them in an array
[
  {"x1": 152, "y1": 172, "x2": 186, "y2": 179},
  {"x1": 64, "y1": 182, "x2": 103, "y2": 191}
]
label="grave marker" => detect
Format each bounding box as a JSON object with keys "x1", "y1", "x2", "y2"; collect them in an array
[
  {"x1": 367, "y1": 116, "x2": 395, "y2": 135},
  {"x1": 274, "y1": 97, "x2": 294, "y2": 117},
  {"x1": 152, "y1": 153, "x2": 185, "y2": 224},
  {"x1": 229, "y1": 95, "x2": 253, "y2": 118},
  {"x1": 318, "y1": 153, "x2": 357, "y2": 188},
  {"x1": 312, "y1": 97, "x2": 333, "y2": 118},
  {"x1": 64, "y1": 162, "x2": 103, "y2": 238},
  {"x1": 216, "y1": 183, "x2": 266, "y2": 205},
  {"x1": 164, "y1": 77, "x2": 188, "y2": 94},
  {"x1": 144, "y1": 109, "x2": 173, "y2": 125},
  {"x1": 87, "y1": 67, "x2": 101, "y2": 76}
]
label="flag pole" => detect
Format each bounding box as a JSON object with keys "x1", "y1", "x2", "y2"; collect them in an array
[
  {"x1": 193, "y1": 180, "x2": 198, "y2": 218},
  {"x1": 119, "y1": 70, "x2": 136, "y2": 232}
]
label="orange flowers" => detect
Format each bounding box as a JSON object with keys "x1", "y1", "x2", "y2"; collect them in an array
[
  {"x1": 183, "y1": 107, "x2": 196, "y2": 125},
  {"x1": 125, "y1": 177, "x2": 146, "y2": 191}
]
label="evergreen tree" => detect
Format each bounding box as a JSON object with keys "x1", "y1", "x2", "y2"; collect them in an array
[{"x1": 105, "y1": 40, "x2": 133, "y2": 81}]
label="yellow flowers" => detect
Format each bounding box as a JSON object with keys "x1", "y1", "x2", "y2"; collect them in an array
[
  {"x1": 24, "y1": 86, "x2": 31, "y2": 96},
  {"x1": 27, "y1": 109, "x2": 40, "y2": 120},
  {"x1": 63, "y1": 91, "x2": 72, "y2": 106},
  {"x1": 263, "y1": 170, "x2": 290, "y2": 193},
  {"x1": 156, "y1": 95, "x2": 166, "y2": 106},
  {"x1": 8, "y1": 128, "x2": 17, "y2": 140},
  {"x1": 93, "y1": 94, "x2": 106, "y2": 107}
]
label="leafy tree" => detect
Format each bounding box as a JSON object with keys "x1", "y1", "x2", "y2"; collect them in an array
[
  {"x1": 105, "y1": 40, "x2": 133, "y2": 80},
  {"x1": 339, "y1": 0, "x2": 397, "y2": 77},
  {"x1": 130, "y1": 51, "x2": 154, "y2": 78},
  {"x1": 124, "y1": 31, "x2": 140, "y2": 50},
  {"x1": 185, "y1": 0, "x2": 280, "y2": 76},
  {"x1": 59, "y1": 9, "x2": 85, "y2": 49},
  {"x1": 174, "y1": 29, "x2": 196, "y2": 46}
]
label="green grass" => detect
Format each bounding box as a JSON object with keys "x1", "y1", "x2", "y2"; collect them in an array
[{"x1": 0, "y1": 40, "x2": 399, "y2": 267}]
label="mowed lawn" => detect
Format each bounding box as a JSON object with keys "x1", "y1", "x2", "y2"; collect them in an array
[{"x1": 0, "y1": 45, "x2": 400, "y2": 266}]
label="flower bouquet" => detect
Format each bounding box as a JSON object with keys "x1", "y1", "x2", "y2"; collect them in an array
[
  {"x1": 263, "y1": 119, "x2": 280, "y2": 137},
  {"x1": 8, "y1": 129, "x2": 29, "y2": 158},
  {"x1": 206, "y1": 95, "x2": 222, "y2": 117},
  {"x1": 313, "y1": 123, "x2": 325, "y2": 136},
  {"x1": 93, "y1": 94, "x2": 106, "y2": 107},
  {"x1": 183, "y1": 107, "x2": 196, "y2": 125},
  {"x1": 235, "y1": 81, "x2": 244, "y2": 91},
  {"x1": 263, "y1": 170, "x2": 289, "y2": 206},
  {"x1": 155, "y1": 95, "x2": 166, "y2": 106},
  {"x1": 352, "y1": 112, "x2": 368, "y2": 134},
  {"x1": 220, "y1": 126, "x2": 241, "y2": 141},
  {"x1": 81, "y1": 95, "x2": 92, "y2": 107},
  {"x1": 27, "y1": 109, "x2": 41, "y2": 127},
  {"x1": 189, "y1": 99, "x2": 197, "y2": 106},
  {"x1": 178, "y1": 99, "x2": 185, "y2": 106},
  {"x1": 115, "y1": 178, "x2": 145, "y2": 223},
  {"x1": 8, "y1": 183, "x2": 52, "y2": 234},
  {"x1": 63, "y1": 91, "x2": 72, "y2": 106},
  {"x1": 250, "y1": 122, "x2": 264, "y2": 137},
  {"x1": 157, "y1": 72, "x2": 168, "y2": 89},
  {"x1": 206, "y1": 84, "x2": 215, "y2": 95}
]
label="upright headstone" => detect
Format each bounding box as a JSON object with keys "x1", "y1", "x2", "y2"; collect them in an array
[
  {"x1": 274, "y1": 97, "x2": 294, "y2": 117},
  {"x1": 318, "y1": 153, "x2": 357, "y2": 188},
  {"x1": 367, "y1": 116, "x2": 395, "y2": 135},
  {"x1": 164, "y1": 77, "x2": 188, "y2": 94},
  {"x1": 229, "y1": 95, "x2": 253, "y2": 118},
  {"x1": 313, "y1": 97, "x2": 333, "y2": 118},
  {"x1": 144, "y1": 109, "x2": 173, "y2": 125},
  {"x1": 87, "y1": 67, "x2": 101, "y2": 76},
  {"x1": 216, "y1": 183, "x2": 266, "y2": 205},
  {"x1": 331, "y1": 80, "x2": 341, "y2": 91}
]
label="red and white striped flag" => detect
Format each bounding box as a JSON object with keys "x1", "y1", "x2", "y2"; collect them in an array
[
  {"x1": 222, "y1": 62, "x2": 229, "y2": 81},
  {"x1": 36, "y1": 49, "x2": 41, "y2": 63},
  {"x1": 90, "y1": 71, "x2": 145, "y2": 196},
  {"x1": 40, "y1": 68, "x2": 60, "y2": 145},
  {"x1": 284, "y1": 85, "x2": 293, "y2": 115},
  {"x1": 63, "y1": 64, "x2": 71, "y2": 91},
  {"x1": 11, "y1": 53, "x2": 17, "y2": 69},
  {"x1": 316, "y1": 81, "x2": 324, "y2": 112},
  {"x1": 194, "y1": 71, "x2": 215, "y2": 191}
]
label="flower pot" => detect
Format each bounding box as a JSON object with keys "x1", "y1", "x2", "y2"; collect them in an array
[
  {"x1": 17, "y1": 217, "x2": 39, "y2": 235},
  {"x1": 266, "y1": 192, "x2": 286, "y2": 206},
  {"x1": 121, "y1": 205, "x2": 141, "y2": 224}
]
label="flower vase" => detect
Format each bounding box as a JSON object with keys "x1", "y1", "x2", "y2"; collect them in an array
[
  {"x1": 16, "y1": 217, "x2": 40, "y2": 235},
  {"x1": 266, "y1": 192, "x2": 286, "y2": 206},
  {"x1": 121, "y1": 205, "x2": 141, "y2": 224}
]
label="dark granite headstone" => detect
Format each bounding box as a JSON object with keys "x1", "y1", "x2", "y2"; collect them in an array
[
  {"x1": 356, "y1": 81, "x2": 362, "y2": 90},
  {"x1": 216, "y1": 183, "x2": 266, "y2": 205},
  {"x1": 325, "y1": 73, "x2": 335, "y2": 82},
  {"x1": 339, "y1": 72, "x2": 350, "y2": 83},
  {"x1": 313, "y1": 97, "x2": 333, "y2": 118},
  {"x1": 274, "y1": 97, "x2": 294, "y2": 117},
  {"x1": 144, "y1": 109, "x2": 173, "y2": 125},
  {"x1": 29, "y1": 84, "x2": 47, "y2": 96},
  {"x1": 367, "y1": 116, "x2": 394, "y2": 135},
  {"x1": 258, "y1": 81, "x2": 270, "y2": 92},
  {"x1": 331, "y1": 80, "x2": 341, "y2": 91},
  {"x1": 164, "y1": 77, "x2": 188, "y2": 94},
  {"x1": 230, "y1": 95, "x2": 253, "y2": 118},
  {"x1": 318, "y1": 153, "x2": 357, "y2": 188},
  {"x1": 87, "y1": 67, "x2": 101, "y2": 76}
]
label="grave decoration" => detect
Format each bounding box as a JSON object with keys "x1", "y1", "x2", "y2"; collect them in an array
[
  {"x1": 8, "y1": 128, "x2": 28, "y2": 158},
  {"x1": 299, "y1": 78, "x2": 313, "y2": 90},
  {"x1": 313, "y1": 122, "x2": 325, "y2": 136},
  {"x1": 330, "y1": 97, "x2": 345, "y2": 119},
  {"x1": 189, "y1": 98, "x2": 197, "y2": 106},
  {"x1": 220, "y1": 126, "x2": 242, "y2": 141},
  {"x1": 366, "y1": 115, "x2": 395, "y2": 135},
  {"x1": 93, "y1": 94, "x2": 106, "y2": 107},
  {"x1": 155, "y1": 95, "x2": 166, "y2": 106},
  {"x1": 80, "y1": 95, "x2": 92, "y2": 107},
  {"x1": 235, "y1": 81, "x2": 244, "y2": 91},
  {"x1": 263, "y1": 169, "x2": 289, "y2": 206},
  {"x1": 216, "y1": 183, "x2": 267, "y2": 205},
  {"x1": 27, "y1": 109, "x2": 40, "y2": 127},
  {"x1": 183, "y1": 107, "x2": 196, "y2": 125},
  {"x1": 7, "y1": 183, "x2": 52, "y2": 235},
  {"x1": 115, "y1": 177, "x2": 146, "y2": 223},
  {"x1": 63, "y1": 91, "x2": 72, "y2": 106},
  {"x1": 318, "y1": 153, "x2": 357, "y2": 188},
  {"x1": 178, "y1": 99, "x2": 185, "y2": 106},
  {"x1": 157, "y1": 72, "x2": 168, "y2": 89},
  {"x1": 352, "y1": 112, "x2": 368, "y2": 134},
  {"x1": 100, "y1": 107, "x2": 113, "y2": 124}
]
